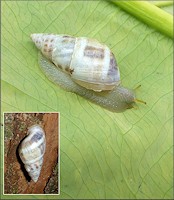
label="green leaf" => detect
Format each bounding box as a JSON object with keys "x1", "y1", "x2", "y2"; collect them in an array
[{"x1": 1, "y1": 1, "x2": 173, "y2": 199}]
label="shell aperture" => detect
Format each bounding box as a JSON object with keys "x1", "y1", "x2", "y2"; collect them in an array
[{"x1": 18, "y1": 125, "x2": 46, "y2": 182}]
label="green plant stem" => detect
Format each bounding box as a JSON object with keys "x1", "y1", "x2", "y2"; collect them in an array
[
  {"x1": 153, "y1": 1, "x2": 173, "y2": 8},
  {"x1": 110, "y1": 1, "x2": 173, "y2": 38}
]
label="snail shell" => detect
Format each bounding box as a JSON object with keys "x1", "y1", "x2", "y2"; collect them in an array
[
  {"x1": 18, "y1": 125, "x2": 46, "y2": 182},
  {"x1": 31, "y1": 33, "x2": 120, "y2": 92}
]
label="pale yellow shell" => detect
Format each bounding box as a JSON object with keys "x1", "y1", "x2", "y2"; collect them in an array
[{"x1": 31, "y1": 34, "x2": 120, "y2": 92}]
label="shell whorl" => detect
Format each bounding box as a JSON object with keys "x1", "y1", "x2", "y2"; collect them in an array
[
  {"x1": 19, "y1": 125, "x2": 46, "y2": 182},
  {"x1": 31, "y1": 33, "x2": 120, "y2": 91}
]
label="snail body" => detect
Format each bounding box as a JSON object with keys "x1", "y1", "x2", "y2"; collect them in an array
[
  {"x1": 18, "y1": 125, "x2": 46, "y2": 182},
  {"x1": 31, "y1": 33, "x2": 145, "y2": 112}
]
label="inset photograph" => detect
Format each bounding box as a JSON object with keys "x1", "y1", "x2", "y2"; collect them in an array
[{"x1": 3, "y1": 112, "x2": 59, "y2": 194}]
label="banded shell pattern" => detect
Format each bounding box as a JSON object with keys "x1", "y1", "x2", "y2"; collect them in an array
[
  {"x1": 18, "y1": 125, "x2": 46, "y2": 182},
  {"x1": 31, "y1": 33, "x2": 120, "y2": 92}
]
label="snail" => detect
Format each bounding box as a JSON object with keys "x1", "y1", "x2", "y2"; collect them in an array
[
  {"x1": 31, "y1": 33, "x2": 146, "y2": 112},
  {"x1": 18, "y1": 125, "x2": 46, "y2": 182}
]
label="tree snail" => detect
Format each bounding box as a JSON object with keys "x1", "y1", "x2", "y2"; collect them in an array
[
  {"x1": 18, "y1": 125, "x2": 46, "y2": 182},
  {"x1": 31, "y1": 33, "x2": 146, "y2": 112}
]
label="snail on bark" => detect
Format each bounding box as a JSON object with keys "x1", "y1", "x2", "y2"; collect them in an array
[
  {"x1": 18, "y1": 125, "x2": 46, "y2": 182},
  {"x1": 31, "y1": 33, "x2": 146, "y2": 112}
]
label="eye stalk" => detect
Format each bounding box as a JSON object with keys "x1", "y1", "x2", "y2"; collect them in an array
[
  {"x1": 133, "y1": 85, "x2": 146, "y2": 105},
  {"x1": 135, "y1": 98, "x2": 146, "y2": 105}
]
